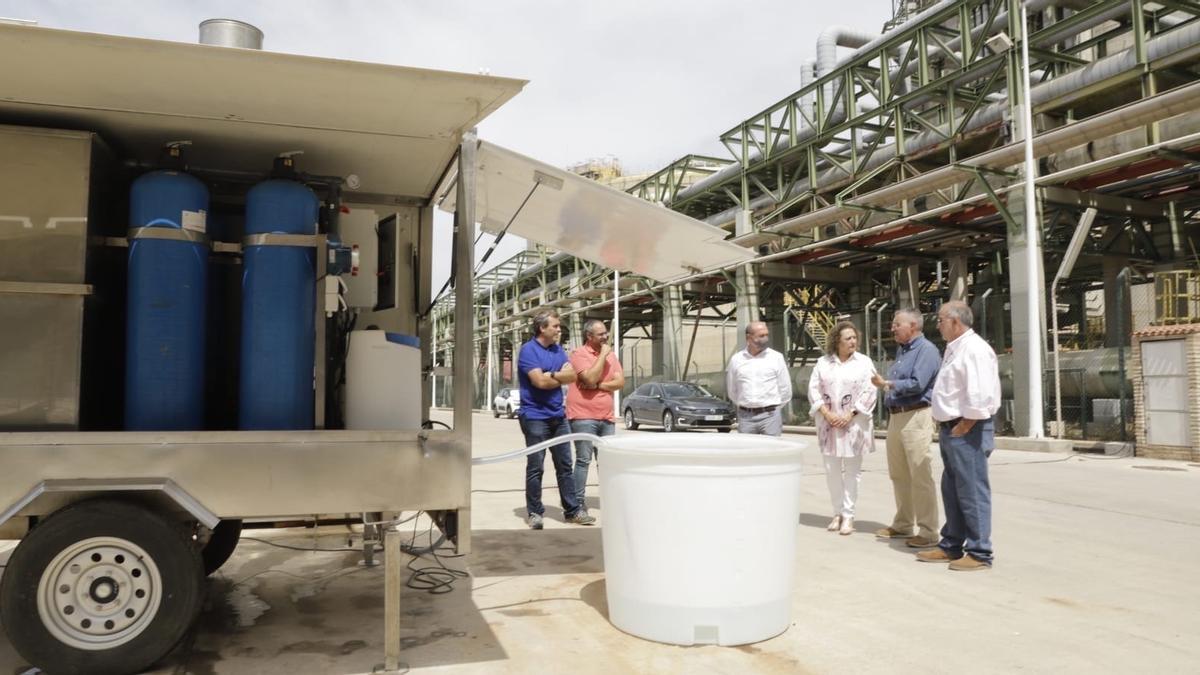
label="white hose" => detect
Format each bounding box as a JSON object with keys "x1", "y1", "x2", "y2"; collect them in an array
[{"x1": 471, "y1": 432, "x2": 604, "y2": 465}]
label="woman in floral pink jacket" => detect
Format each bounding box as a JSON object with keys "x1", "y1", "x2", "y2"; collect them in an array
[{"x1": 808, "y1": 320, "x2": 877, "y2": 535}]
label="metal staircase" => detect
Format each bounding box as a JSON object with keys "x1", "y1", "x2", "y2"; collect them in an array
[{"x1": 787, "y1": 286, "x2": 838, "y2": 352}]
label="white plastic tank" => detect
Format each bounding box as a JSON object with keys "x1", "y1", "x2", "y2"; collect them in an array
[
  {"x1": 345, "y1": 330, "x2": 421, "y2": 430},
  {"x1": 598, "y1": 434, "x2": 805, "y2": 646}
]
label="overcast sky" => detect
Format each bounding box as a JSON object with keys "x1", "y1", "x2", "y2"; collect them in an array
[{"x1": 1, "y1": 0, "x2": 895, "y2": 291}]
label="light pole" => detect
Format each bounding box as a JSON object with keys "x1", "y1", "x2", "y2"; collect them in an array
[
  {"x1": 485, "y1": 288, "x2": 494, "y2": 413},
  {"x1": 1018, "y1": 0, "x2": 1044, "y2": 438},
  {"x1": 431, "y1": 307, "x2": 438, "y2": 408}
]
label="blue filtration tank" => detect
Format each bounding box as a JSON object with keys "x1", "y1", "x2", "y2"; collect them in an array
[
  {"x1": 240, "y1": 177, "x2": 319, "y2": 429},
  {"x1": 125, "y1": 170, "x2": 210, "y2": 430}
]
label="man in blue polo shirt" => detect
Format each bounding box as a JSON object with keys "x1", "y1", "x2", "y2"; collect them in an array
[
  {"x1": 517, "y1": 309, "x2": 596, "y2": 530},
  {"x1": 871, "y1": 308, "x2": 942, "y2": 548}
]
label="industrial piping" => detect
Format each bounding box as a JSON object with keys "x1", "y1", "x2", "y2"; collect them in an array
[{"x1": 730, "y1": 24, "x2": 1200, "y2": 248}]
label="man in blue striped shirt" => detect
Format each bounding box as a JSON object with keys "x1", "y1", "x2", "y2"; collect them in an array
[{"x1": 871, "y1": 308, "x2": 942, "y2": 549}]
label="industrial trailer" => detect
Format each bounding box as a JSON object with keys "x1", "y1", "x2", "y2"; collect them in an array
[{"x1": 0, "y1": 21, "x2": 750, "y2": 674}]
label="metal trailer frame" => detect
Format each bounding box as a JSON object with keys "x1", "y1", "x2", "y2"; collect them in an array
[
  {"x1": 0, "y1": 127, "x2": 484, "y2": 547},
  {"x1": 0, "y1": 23, "x2": 530, "y2": 671}
]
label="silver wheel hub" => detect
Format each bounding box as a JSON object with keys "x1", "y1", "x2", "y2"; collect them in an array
[{"x1": 37, "y1": 537, "x2": 162, "y2": 650}]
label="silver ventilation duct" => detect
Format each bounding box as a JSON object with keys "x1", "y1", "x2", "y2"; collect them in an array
[{"x1": 199, "y1": 19, "x2": 263, "y2": 50}]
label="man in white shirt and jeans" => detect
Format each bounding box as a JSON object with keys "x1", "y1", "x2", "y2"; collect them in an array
[
  {"x1": 917, "y1": 300, "x2": 1002, "y2": 571},
  {"x1": 726, "y1": 321, "x2": 793, "y2": 436}
]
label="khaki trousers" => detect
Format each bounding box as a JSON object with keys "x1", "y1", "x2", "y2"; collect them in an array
[{"x1": 885, "y1": 407, "x2": 939, "y2": 539}]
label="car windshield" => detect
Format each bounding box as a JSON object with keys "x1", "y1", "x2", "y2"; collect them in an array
[{"x1": 663, "y1": 383, "x2": 709, "y2": 398}]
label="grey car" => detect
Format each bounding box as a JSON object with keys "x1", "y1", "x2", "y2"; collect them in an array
[{"x1": 622, "y1": 381, "x2": 735, "y2": 433}]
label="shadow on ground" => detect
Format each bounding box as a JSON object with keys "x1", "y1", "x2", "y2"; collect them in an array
[
  {"x1": 143, "y1": 534, "x2": 508, "y2": 673},
  {"x1": 798, "y1": 512, "x2": 888, "y2": 535}
]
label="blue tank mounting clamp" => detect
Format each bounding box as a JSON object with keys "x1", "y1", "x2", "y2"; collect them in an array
[
  {"x1": 242, "y1": 233, "x2": 325, "y2": 248},
  {"x1": 127, "y1": 227, "x2": 209, "y2": 244}
]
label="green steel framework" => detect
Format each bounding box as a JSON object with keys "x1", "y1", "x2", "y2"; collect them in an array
[{"x1": 435, "y1": 0, "x2": 1200, "y2": 434}]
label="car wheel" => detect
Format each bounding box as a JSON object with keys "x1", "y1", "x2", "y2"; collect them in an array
[
  {"x1": 624, "y1": 408, "x2": 639, "y2": 430},
  {"x1": 493, "y1": 405, "x2": 500, "y2": 418},
  {"x1": 507, "y1": 405, "x2": 516, "y2": 419},
  {"x1": 0, "y1": 499, "x2": 204, "y2": 675},
  {"x1": 662, "y1": 410, "x2": 675, "y2": 433}
]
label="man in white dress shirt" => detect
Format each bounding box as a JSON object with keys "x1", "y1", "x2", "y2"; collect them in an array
[
  {"x1": 726, "y1": 321, "x2": 792, "y2": 436},
  {"x1": 917, "y1": 300, "x2": 1002, "y2": 571}
]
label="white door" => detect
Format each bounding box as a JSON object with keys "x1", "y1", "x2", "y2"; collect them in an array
[{"x1": 1141, "y1": 339, "x2": 1189, "y2": 447}]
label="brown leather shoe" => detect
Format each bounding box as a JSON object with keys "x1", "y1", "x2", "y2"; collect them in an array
[
  {"x1": 949, "y1": 555, "x2": 991, "y2": 572},
  {"x1": 874, "y1": 527, "x2": 912, "y2": 539},
  {"x1": 905, "y1": 535, "x2": 938, "y2": 549},
  {"x1": 915, "y1": 548, "x2": 955, "y2": 563}
]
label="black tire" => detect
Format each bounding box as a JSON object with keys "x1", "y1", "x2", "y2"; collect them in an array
[
  {"x1": 493, "y1": 407, "x2": 500, "y2": 418},
  {"x1": 662, "y1": 410, "x2": 675, "y2": 433},
  {"x1": 718, "y1": 427, "x2": 732, "y2": 433},
  {"x1": 507, "y1": 405, "x2": 516, "y2": 419},
  {"x1": 0, "y1": 499, "x2": 204, "y2": 675},
  {"x1": 624, "y1": 408, "x2": 639, "y2": 430},
  {"x1": 201, "y1": 519, "x2": 242, "y2": 576}
]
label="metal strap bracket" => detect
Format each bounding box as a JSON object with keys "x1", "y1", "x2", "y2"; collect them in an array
[
  {"x1": 128, "y1": 227, "x2": 209, "y2": 245},
  {"x1": 0, "y1": 281, "x2": 93, "y2": 296},
  {"x1": 243, "y1": 233, "x2": 325, "y2": 248}
]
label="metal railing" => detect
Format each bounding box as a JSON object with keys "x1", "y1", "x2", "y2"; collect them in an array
[{"x1": 1154, "y1": 269, "x2": 1200, "y2": 325}]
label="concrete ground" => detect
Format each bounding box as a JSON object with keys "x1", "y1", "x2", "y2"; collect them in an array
[{"x1": 2, "y1": 411, "x2": 1199, "y2": 674}]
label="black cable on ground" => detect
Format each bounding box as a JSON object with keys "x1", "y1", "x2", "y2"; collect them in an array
[{"x1": 402, "y1": 514, "x2": 468, "y2": 594}]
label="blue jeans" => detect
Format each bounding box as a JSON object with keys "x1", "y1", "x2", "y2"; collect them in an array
[
  {"x1": 938, "y1": 418, "x2": 995, "y2": 564},
  {"x1": 519, "y1": 415, "x2": 581, "y2": 518},
  {"x1": 568, "y1": 418, "x2": 615, "y2": 512}
]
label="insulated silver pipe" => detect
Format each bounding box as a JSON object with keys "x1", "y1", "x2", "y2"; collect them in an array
[
  {"x1": 817, "y1": 26, "x2": 878, "y2": 114},
  {"x1": 1051, "y1": 208, "x2": 1098, "y2": 439},
  {"x1": 800, "y1": 58, "x2": 817, "y2": 120},
  {"x1": 737, "y1": 78, "x2": 1200, "y2": 248},
  {"x1": 863, "y1": 297, "x2": 878, "y2": 363}
]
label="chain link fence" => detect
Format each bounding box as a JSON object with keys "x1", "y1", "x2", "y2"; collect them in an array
[{"x1": 1044, "y1": 277, "x2": 1157, "y2": 442}]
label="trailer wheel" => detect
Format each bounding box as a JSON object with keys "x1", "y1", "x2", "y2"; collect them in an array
[
  {"x1": 0, "y1": 499, "x2": 204, "y2": 675},
  {"x1": 201, "y1": 519, "x2": 243, "y2": 576}
]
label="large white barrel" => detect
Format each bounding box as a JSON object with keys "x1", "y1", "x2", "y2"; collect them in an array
[
  {"x1": 598, "y1": 434, "x2": 805, "y2": 646},
  {"x1": 345, "y1": 330, "x2": 421, "y2": 430}
]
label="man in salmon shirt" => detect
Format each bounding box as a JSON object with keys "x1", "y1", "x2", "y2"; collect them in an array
[{"x1": 567, "y1": 319, "x2": 625, "y2": 519}]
